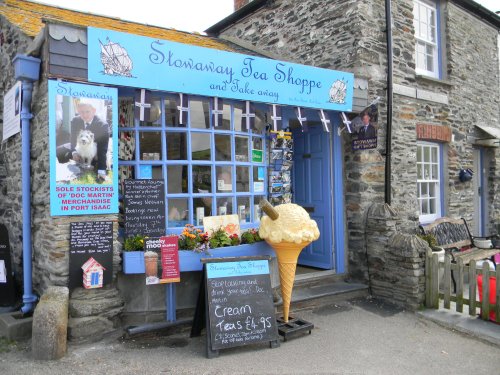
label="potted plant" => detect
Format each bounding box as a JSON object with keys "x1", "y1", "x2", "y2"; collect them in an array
[
  {"x1": 122, "y1": 234, "x2": 146, "y2": 274},
  {"x1": 178, "y1": 224, "x2": 210, "y2": 253},
  {"x1": 241, "y1": 228, "x2": 262, "y2": 244},
  {"x1": 178, "y1": 225, "x2": 273, "y2": 272},
  {"x1": 417, "y1": 233, "x2": 441, "y2": 251},
  {"x1": 208, "y1": 226, "x2": 234, "y2": 248}
]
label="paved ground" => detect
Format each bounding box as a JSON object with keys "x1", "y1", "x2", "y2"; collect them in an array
[{"x1": 1, "y1": 297, "x2": 499, "y2": 375}]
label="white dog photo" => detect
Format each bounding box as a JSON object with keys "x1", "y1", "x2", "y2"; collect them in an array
[{"x1": 75, "y1": 129, "x2": 97, "y2": 167}]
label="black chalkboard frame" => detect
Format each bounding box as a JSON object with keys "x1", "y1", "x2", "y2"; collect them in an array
[
  {"x1": 191, "y1": 256, "x2": 280, "y2": 358},
  {"x1": 123, "y1": 179, "x2": 166, "y2": 238},
  {"x1": 69, "y1": 221, "x2": 114, "y2": 289}
]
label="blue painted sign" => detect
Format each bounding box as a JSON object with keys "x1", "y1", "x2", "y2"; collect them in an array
[
  {"x1": 87, "y1": 27, "x2": 353, "y2": 111},
  {"x1": 206, "y1": 260, "x2": 269, "y2": 279},
  {"x1": 49, "y1": 80, "x2": 118, "y2": 216}
]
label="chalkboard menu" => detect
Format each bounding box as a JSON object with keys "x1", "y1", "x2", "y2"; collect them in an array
[
  {"x1": 0, "y1": 224, "x2": 16, "y2": 306},
  {"x1": 202, "y1": 258, "x2": 279, "y2": 355},
  {"x1": 124, "y1": 179, "x2": 165, "y2": 237},
  {"x1": 69, "y1": 221, "x2": 113, "y2": 289}
]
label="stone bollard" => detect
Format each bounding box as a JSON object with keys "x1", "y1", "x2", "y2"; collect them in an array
[{"x1": 32, "y1": 286, "x2": 69, "y2": 360}]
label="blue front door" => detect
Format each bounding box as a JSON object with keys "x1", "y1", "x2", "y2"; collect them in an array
[{"x1": 292, "y1": 124, "x2": 333, "y2": 269}]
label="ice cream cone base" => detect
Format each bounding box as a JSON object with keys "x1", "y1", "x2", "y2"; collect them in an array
[{"x1": 266, "y1": 241, "x2": 310, "y2": 322}]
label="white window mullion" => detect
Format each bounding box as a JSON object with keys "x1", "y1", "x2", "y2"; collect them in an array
[
  {"x1": 417, "y1": 142, "x2": 442, "y2": 223},
  {"x1": 414, "y1": 0, "x2": 439, "y2": 78}
]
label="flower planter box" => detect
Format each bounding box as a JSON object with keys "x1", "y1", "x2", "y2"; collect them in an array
[
  {"x1": 122, "y1": 251, "x2": 145, "y2": 274},
  {"x1": 179, "y1": 242, "x2": 275, "y2": 272}
]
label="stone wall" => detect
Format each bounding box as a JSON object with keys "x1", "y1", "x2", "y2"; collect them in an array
[
  {"x1": 365, "y1": 203, "x2": 427, "y2": 309},
  {"x1": 217, "y1": 0, "x2": 500, "y2": 309},
  {"x1": 30, "y1": 43, "x2": 124, "y2": 341},
  {"x1": 446, "y1": 4, "x2": 499, "y2": 231},
  {"x1": 0, "y1": 14, "x2": 33, "y2": 283},
  {"x1": 0, "y1": 20, "x2": 124, "y2": 341}
]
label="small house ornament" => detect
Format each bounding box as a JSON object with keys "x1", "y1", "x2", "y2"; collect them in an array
[{"x1": 81, "y1": 257, "x2": 106, "y2": 289}]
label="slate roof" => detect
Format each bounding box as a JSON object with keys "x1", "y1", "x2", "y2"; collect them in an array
[{"x1": 0, "y1": 0, "x2": 235, "y2": 51}]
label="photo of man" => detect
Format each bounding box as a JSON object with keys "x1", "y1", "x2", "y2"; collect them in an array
[
  {"x1": 357, "y1": 112, "x2": 376, "y2": 140},
  {"x1": 55, "y1": 97, "x2": 112, "y2": 184},
  {"x1": 350, "y1": 102, "x2": 379, "y2": 151}
]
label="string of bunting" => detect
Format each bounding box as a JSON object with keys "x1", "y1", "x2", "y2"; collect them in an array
[
  {"x1": 242, "y1": 101, "x2": 255, "y2": 130},
  {"x1": 295, "y1": 107, "x2": 308, "y2": 132},
  {"x1": 134, "y1": 89, "x2": 151, "y2": 122},
  {"x1": 271, "y1": 104, "x2": 282, "y2": 132},
  {"x1": 211, "y1": 97, "x2": 223, "y2": 127},
  {"x1": 177, "y1": 93, "x2": 189, "y2": 125}
]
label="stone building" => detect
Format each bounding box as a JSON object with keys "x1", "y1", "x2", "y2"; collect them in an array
[
  {"x1": 207, "y1": 0, "x2": 500, "y2": 306},
  {"x1": 0, "y1": 0, "x2": 283, "y2": 341},
  {"x1": 0, "y1": 0, "x2": 499, "y2": 343}
]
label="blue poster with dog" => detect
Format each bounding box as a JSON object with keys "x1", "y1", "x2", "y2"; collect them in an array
[{"x1": 49, "y1": 80, "x2": 118, "y2": 216}]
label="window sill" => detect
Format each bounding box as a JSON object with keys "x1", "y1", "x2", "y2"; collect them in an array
[{"x1": 416, "y1": 74, "x2": 453, "y2": 87}]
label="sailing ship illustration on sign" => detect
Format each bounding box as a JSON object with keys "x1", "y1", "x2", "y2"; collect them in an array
[
  {"x1": 328, "y1": 79, "x2": 347, "y2": 104},
  {"x1": 99, "y1": 38, "x2": 134, "y2": 77}
]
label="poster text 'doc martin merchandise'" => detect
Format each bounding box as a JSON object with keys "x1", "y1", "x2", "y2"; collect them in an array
[{"x1": 48, "y1": 80, "x2": 118, "y2": 216}]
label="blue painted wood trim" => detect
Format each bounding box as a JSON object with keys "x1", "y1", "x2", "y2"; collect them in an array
[
  {"x1": 179, "y1": 242, "x2": 275, "y2": 272},
  {"x1": 332, "y1": 114, "x2": 345, "y2": 274},
  {"x1": 122, "y1": 251, "x2": 146, "y2": 274},
  {"x1": 439, "y1": 144, "x2": 445, "y2": 217},
  {"x1": 166, "y1": 284, "x2": 176, "y2": 322},
  {"x1": 480, "y1": 149, "x2": 486, "y2": 236}
]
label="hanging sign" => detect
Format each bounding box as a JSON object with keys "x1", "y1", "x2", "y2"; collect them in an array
[
  {"x1": 2, "y1": 81, "x2": 22, "y2": 141},
  {"x1": 88, "y1": 27, "x2": 353, "y2": 111},
  {"x1": 48, "y1": 80, "x2": 118, "y2": 216}
]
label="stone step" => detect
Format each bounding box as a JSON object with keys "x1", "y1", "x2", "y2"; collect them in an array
[{"x1": 281, "y1": 274, "x2": 369, "y2": 313}]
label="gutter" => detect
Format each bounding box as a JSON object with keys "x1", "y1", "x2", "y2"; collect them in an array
[
  {"x1": 13, "y1": 54, "x2": 41, "y2": 314},
  {"x1": 451, "y1": 0, "x2": 500, "y2": 29},
  {"x1": 384, "y1": 0, "x2": 393, "y2": 205}
]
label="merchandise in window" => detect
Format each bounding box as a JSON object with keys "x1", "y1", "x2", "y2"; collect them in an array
[{"x1": 118, "y1": 94, "x2": 267, "y2": 231}]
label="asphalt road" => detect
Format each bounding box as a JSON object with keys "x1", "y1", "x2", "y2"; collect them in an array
[{"x1": 1, "y1": 297, "x2": 499, "y2": 375}]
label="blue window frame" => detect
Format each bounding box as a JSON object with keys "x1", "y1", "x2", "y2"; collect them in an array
[{"x1": 118, "y1": 93, "x2": 268, "y2": 233}]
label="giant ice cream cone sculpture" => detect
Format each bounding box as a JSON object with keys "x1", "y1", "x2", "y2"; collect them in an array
[{"x1": 258, "y1": 200, "x2": 320, "y2": 322}]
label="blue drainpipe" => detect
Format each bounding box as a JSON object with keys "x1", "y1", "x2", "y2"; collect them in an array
[{"x1": 13, "y1": 55, "x2": 41, "y2": 314}]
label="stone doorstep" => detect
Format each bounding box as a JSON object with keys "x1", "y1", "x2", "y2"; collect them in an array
[
  {"x1": 288, "y1": 280, "x2": 370, "y2": 308},
  {"x1": 0, "y1": 311, "x2": 33, "y2": 341}
]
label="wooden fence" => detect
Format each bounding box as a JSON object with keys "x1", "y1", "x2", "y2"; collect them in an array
[{"x1": 425, "y1": 249, "x2": 500, "y2": 322}]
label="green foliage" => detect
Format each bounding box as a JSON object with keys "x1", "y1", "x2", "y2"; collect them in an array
[
  {"x1": 124, "y1": 234, "x2": 145, "y2": 251},
  {"x1": 241, "y1": 228, "x2": 262, "y2": 244},
  {"x1": 0, "y1": 337, "x2": 17, "y2": 353},
  {"x1": 208, "y1": 226, "x2": 233, "y2": 249},
  {"x1": 417, "y1": 233, "x2": 438, "y2": 248}
]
